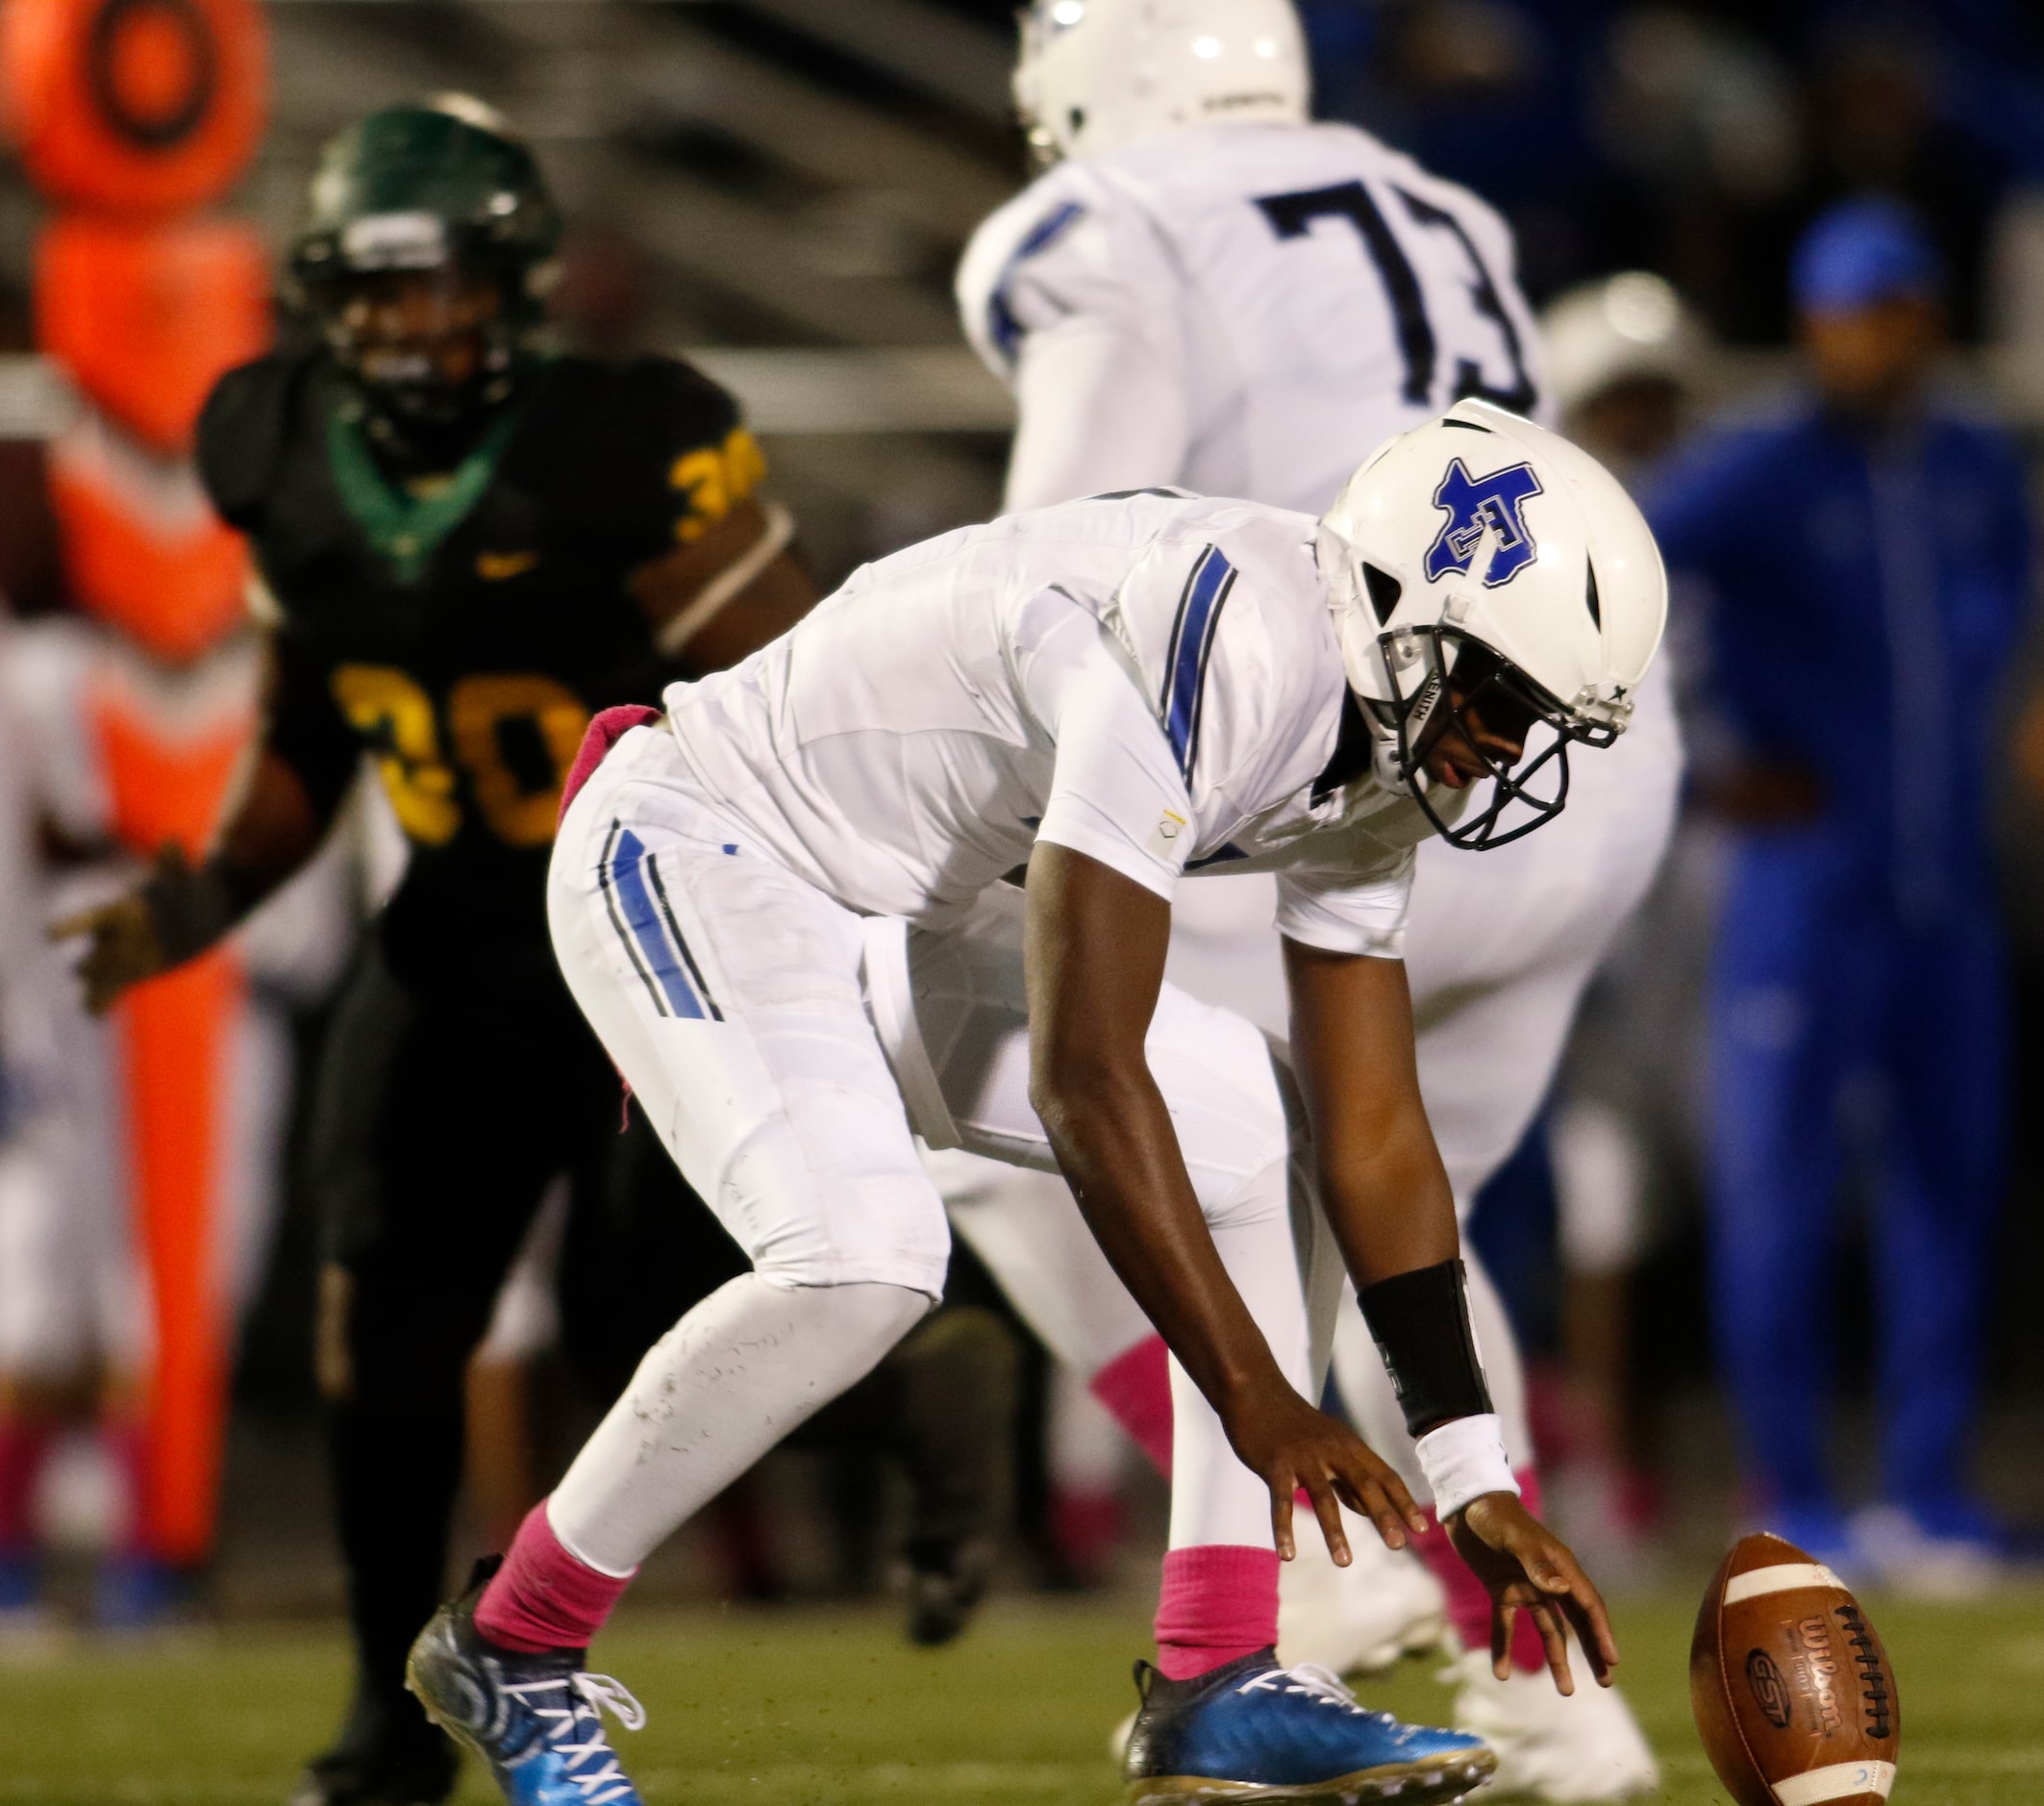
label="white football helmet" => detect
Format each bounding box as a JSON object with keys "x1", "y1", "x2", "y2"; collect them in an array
[
  {"x1": 1317, "y1": 398, "x2": 1667, "y2": 849},
  {"x1": 1540, "y1": 271, "x2": 1707, "y2": 419},
  {"x1": 1013, "y1": 0, "x2": 1309, "y2": 166}
]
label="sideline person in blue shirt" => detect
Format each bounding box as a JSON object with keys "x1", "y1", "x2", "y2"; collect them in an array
[{"x1": 1647, "y1": 198, "x2": 2032, "y2": 1584}]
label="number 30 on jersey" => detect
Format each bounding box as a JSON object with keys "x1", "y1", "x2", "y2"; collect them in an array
[{"x1": 332, "y1": 665, "x2": 588, "y2": 848}]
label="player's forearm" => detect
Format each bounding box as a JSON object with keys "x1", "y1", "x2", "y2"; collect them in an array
[
  {"x1": 218, "y1": 745, "x2": 332, "y2": 881},
  {"x1": 1318, "y1": 1119, "x2": 1510, "y2": 1503},
  {"x1": 1314, "y1": 1111, "x2": 1461, "y2": 1290},
  {"x1": 1023, "y1": 841, "x2": 1286, "y2": 1417},
  {"x1": 1031, "y1": 1056, "x2": 1286, "y2": 1415},
  {"x1": 154, "y1": 749, "x2": 328, "y2": 964},
  {"x1": 1284, "y1": 940, "x2": 1459, "y2": 1285},
  {"x1": 1284, "y1": 936, "x2": 1512, "y2": 1505}
]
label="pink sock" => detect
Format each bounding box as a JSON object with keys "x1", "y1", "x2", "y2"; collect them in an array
[
  {"x1": 475, "y1": 1501, "x2": 636, "y2": 1654},
  {"x1": 1091, "y1": 1334, "x2": 1173, "y2": 1477},
  {"x1": 1412, "y1": 1467, "x2": 1546, "y2": 1672},
  {"x1": 1154, "y1": 1544, "x2": 1280, "y2": 1680},
  {"x1": 0, "y1": 1419, "x2": 54, "y2": 1554}
]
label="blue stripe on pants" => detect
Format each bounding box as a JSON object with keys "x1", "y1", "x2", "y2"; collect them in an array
[{"x1": 610, "y1": 828, "x2": 713, "y2": 1020}]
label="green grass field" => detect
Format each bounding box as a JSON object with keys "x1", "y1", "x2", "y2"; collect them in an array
[{"x1": 3, "y1": 1587, "x2": 2039, "y2": 1804}]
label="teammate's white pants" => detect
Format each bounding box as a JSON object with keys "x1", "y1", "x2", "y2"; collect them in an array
[
  {"x1": 929, "y1": 1064, "x2": 1532, "y2": 1506},
  {"x1": 543, "y1": 725, "x2": 1327, "y2": 1568},
  {"x1": 936, "y1": 1152, "x2": 1155, "y2": 1381},
  {"x1": 929, "y1": 664, "x2": 1683, "y2": 1506},
  {"x1": 877, "y1": 887, "x2": 1345, "y2": 1550}
]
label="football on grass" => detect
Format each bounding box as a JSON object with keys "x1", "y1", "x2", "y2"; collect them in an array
[{"x1": 1690, "y1": 1532, "x2": 1899, "y2": 1806}]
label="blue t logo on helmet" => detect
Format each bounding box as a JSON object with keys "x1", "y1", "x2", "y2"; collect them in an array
[{"x1": 1424, "y1": 459, "x2": 1544, "y2": 588}]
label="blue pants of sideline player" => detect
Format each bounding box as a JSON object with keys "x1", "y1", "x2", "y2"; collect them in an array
[{"x1": 1708, "y1": 828, "x2": 2006, "y2": 1540}]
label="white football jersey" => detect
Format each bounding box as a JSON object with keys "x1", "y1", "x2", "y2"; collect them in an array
[
  {"x1": 661, "y1": 489, "x2": 1437, "y2": 957},
  {"x1": 958, "y1": 121, "x2": 1551, "y2": 516}
]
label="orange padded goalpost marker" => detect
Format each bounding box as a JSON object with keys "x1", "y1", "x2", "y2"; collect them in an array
[
  {"x1": 7, "y1": 0, "x2": 270, "y2": 1577},
  {"x1": 36, "y1": 213, "x2": 268, "y2": 453},
  {"x1": 46, "y1": 408, "x2": 250, "y2": 661},
  {"x1": 0, "y1": 0, "x2": 266, "y2": 214},
  {"x1": 90, "y1": 662, "x2": 256, "y2": 1568}
]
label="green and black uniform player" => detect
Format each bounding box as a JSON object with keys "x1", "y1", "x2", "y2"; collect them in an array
[
  {"x1": 51, "y1": 99, "x2": 827, "y2": 1805},
  {"x1": 61, "y1": 98, "x2": 1020, "y2": 1806}
]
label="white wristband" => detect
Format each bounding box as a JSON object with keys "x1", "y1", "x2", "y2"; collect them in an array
[{"x1": 1415, "y1": 1413, "x2": 1518, "y2": 1522}]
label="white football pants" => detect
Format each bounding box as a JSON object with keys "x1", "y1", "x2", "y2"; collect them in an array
[{"x1": 546, "y1": 724, "x2": 1332, "y2": 1560}]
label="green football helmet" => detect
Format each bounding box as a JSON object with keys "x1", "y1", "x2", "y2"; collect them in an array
[{"x1": 290, "y1": 95, "x2": 561, "y2": 447}]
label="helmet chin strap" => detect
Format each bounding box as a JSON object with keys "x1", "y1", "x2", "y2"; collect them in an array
[{"x1": 1370, "y1": 739, "x2": 1411, "y2": 795}]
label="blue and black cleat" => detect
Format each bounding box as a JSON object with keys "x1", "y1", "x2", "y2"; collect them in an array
[
  {"x1": 1123, "y1": 1648, "x2": 1496, "y2": 1805},
  {"x1": 405, "y1": 1561, "x2": 645, "y2": 1806}
]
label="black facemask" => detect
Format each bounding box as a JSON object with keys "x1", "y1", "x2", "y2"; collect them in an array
[
  {"x1": 1370, "y1": 627, "x2": 1615, "y2": 850},
  {"x1": 313, "y1": 264, "x2": 530, "y2": 471}
]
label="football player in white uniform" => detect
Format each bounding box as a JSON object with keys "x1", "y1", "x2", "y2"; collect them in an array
[
  {"x1": 945, "y1": 3, "x2": 1675, "y2": 1796},
  {"x1": 404, "y1": 400, "x2": 1664, "y2": 1806}
]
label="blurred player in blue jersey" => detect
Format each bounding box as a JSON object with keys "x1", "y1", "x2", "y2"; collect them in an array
[{"x1": 1649, "y1": 198, "x2": 2032, "y2": 1589}]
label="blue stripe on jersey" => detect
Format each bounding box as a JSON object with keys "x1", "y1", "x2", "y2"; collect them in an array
[
  {"x1": 988, "y1": 200, "x2": 1085, "y2": 365},
  {"x1": 608, "y1": 828, "x2": 717, "y2": 1020},
  {"x1": 1160, "y1": 545, "x2": 1238, "y2": 780}
]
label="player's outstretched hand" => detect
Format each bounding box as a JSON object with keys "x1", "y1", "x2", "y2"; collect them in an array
[
  {"x1": 1446, "y1": 1491, "x2": 1618, "y2": 1695},
  {"x1": 47, "y1": 851, "x2": 175, "y2": 1016},
  {"x1": 1224, "y1": 1380, "x2": 1427, "y2": 1566}
]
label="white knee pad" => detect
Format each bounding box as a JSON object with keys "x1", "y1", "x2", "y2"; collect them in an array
[{"x1": 717, "y1": 1090, "x2": 953, "y2": 1295}]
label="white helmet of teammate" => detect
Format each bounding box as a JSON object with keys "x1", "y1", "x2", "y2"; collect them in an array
[
  {"x1": 1317, "y1": 398, "x2": 1667, "y2": 849},
  {"x1": 1013, "y1": 0, "x2": 1309, "y2": 166},
  {"x1": 1540, "y1": 271, "x2": 1707, "y2": 419}
]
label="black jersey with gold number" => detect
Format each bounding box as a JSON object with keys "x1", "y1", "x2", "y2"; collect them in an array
[{"x1": 196, "y1": 347, "x2": 764, "y2": 991}]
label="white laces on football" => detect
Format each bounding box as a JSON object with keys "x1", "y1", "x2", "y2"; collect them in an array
[{"x1": 499, "y1": 1670, "x2": 646, "y2": 1803}]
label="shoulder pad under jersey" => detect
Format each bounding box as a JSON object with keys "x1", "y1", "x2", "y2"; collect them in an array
[
  {"x1": 504, "y1": 354, "x2": 746, "y2": 529},
  {"x1": 957, "y1": 162, "x2": 1121, "y2": 378},
  {"x1": 194, "y1": 347, "x2": 321, "y2": 534}
]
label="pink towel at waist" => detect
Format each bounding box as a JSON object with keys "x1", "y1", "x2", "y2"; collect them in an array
[{"x1": 560, "y1": 704, "x2": 663, "y2": 825}]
